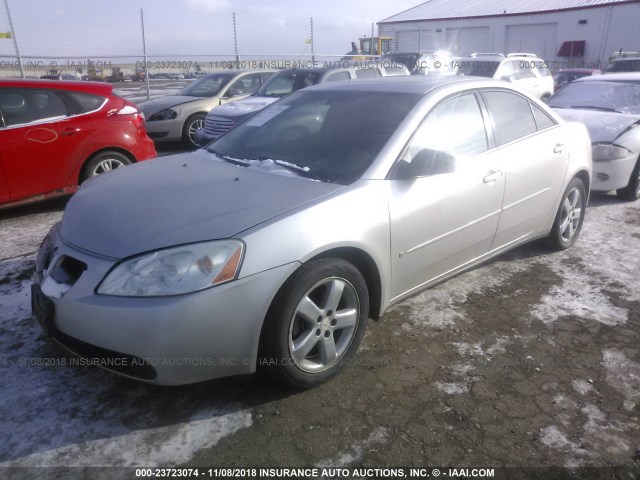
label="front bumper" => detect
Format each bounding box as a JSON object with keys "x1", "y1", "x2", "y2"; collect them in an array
[
  {"x1": 591, "y1": 153, "x2": 638, "y2": 192},
  {"x1": 144, "y1": 118, "x2": 184, "y2": 142},
  {"x1": 32, "y1": 225, "x2": 297, "y2": 385}
]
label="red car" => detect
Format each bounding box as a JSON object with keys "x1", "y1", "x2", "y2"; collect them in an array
[{"x1": 0, "y1": 79, "x2": 156, "y2": 208}]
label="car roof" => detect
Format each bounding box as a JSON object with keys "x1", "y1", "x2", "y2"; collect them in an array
[
  {"x1": 555, "y1": 68, "x2": 600, "y2": 73},
  {"x1": 0, "y1": 78, "x2": 113, "y2": 95},
  {"x1": 575, "y1": 72, "x2": 640, "y2": 82},
  {"x1": 301, "y1": 75, "x2": 497, "y2": 95},
  {"x1": 458, "y1": 56, "x2": 504, "y2": 62}
]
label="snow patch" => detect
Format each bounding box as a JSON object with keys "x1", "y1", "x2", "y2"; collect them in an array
[
  {"x1": 434, "y1": 382, "x2": 469, "y2": 395},
  {"x1": 315, "y1": 427, "x2": 388, "y2": 468},
  {"x1": 571, "y1": 379, "x2": 593, "y2": 396}
]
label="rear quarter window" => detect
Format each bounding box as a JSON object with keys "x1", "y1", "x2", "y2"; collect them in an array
[{"x1": 68, "y1": 92, "x2": 106, "y2": 113}]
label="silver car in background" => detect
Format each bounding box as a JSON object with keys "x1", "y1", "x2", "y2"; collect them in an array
[
  {"x1": 138, "y1": 69, "x2": 275, "y2": 148},
  {"x1": 32, "y1": 77, "x2": 591, "y2": 388}
]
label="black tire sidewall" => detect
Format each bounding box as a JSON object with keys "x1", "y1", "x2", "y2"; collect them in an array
[
  {"x1": 260, "y1": 258, "x2": 369, "y2": 389},
  {"x1": 617, "y1": 158, "x2": 640, "y2": 201}
]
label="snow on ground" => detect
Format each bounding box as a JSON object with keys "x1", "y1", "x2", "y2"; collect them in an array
[
  {"x1": 0, "y1": 254, "x2": 252, "y2": 468},
  {"x1": 0, "y1": 192, "x2": 638, "y2": 467}
]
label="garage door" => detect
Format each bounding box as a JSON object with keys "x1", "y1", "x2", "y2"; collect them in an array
[
  {"x1": 505, "y1": 23, "x2": 557, "y2": 60},
  {"x1": 445, "y1": 29, "x2": 460, "y2": 55},
  {"x1": 420, "y1": 29, "x2": 445, "y2": 51},
  {"x1": 396, "y1": 30, "x2": 419, "y2": 52},
  {"x1": 459, "y1": 27, "x2": 490, "y2": 56}
]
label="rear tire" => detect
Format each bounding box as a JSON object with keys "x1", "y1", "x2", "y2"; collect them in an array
[
  {"x1": 182, "y1": 113, "x2": 206, "y2": 149},
  {"x1": 616, "y1": 158, "x2": 640, "y2": 201},
  {"x1": 543, "y1": 177, "x2": 587, "y2": 251},
  {"x1": 80, "y1": 150, "x2": 132, "y2": 183},
  {"x1": 259, "y1": 258, "x2": 369, "y2": 389}
]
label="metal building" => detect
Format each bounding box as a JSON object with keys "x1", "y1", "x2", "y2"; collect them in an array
[{"x1": 378, "y1": 0, "x2": 640, "y2": 68}]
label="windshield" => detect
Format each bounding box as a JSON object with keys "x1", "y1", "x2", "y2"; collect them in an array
[
  {"x1": 548, "y1": 81, "x2": 640, "y2": 114},
  {"x1": 456, "y1": 60, "x2": 500, "y2": 77},
  {"x1": 255, "y1": 71, "x2": 321, "y2": 98},
  {"x1": 178, "y1": 73, "x2": 235, "y2": 97},
  {"x1": 208, "y1": 89, "x2": 421, "y2": 184}
]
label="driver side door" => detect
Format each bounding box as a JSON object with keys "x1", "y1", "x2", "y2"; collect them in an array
[{"x1": 386, "y1": 92, "x2": 505, "y2": 301}]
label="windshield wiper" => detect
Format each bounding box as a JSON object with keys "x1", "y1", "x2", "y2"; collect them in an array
[
  {"x1": 569, "y1": 105, "x2": 622, "y2": 113},
  {"x1": 272, "y1": 159, "x2": 320, "y2": 180},
  {"x1": 208, "y1": 149, "x2": 250, "y2": 166}
]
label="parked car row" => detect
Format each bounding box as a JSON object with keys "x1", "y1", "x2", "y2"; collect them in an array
[
  {"x1": 193, "y1": 62, "x2": 410, "y2": 146},
  {"x1": 0, "y1": 54, "x2": 638, "y2": 389}
]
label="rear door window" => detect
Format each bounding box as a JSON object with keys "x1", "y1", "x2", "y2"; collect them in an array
[
  {"x1": 0, "y1": 89, "x2": 68, "y2": 127},
  {"x1": 481, "y1": 91, "x2": 537, "y2": 146}
]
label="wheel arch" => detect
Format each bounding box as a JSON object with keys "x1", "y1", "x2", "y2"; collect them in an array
[
  {"x1": 78, "y1": 147, "x2": 137, "y2": 183},
  {"x1": 573, "y1": 168, "x2": 591, "y2": 199},
  {"x1": 310, "y1": 246, "x2": 383, "y2": 321}
]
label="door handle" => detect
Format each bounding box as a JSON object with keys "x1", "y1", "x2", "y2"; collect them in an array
[
  {"x1": 483, "y1": 170, "x2": 503, "y2": 183},
  {"x1": 554, "y1": 143, "x2": 565, "y2": 154},
  {"x1": 60, "y1": 127, "x2": 81, "y2": 136}
]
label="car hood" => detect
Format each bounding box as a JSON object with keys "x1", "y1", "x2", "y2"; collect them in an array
[
  {"x1": 138, "y1": 95, "x2": 203, "y2": 115},
  {"x1": 553, "y1": 108, "x2": 640, "y2": 143},
  {"x1": 210, "y1": 96, "x2": 278, "y2": 118},
  {"x1": 61, "y1": 151, "x2": 343, "y2": 258}
]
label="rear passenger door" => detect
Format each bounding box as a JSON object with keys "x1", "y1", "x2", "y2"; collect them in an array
[
  {"x1": 0, "y1": 87, "x2": 93, "y2": 202},
  {"x1": 481, "y1": 90, "x2": 568, "y2": 249}
]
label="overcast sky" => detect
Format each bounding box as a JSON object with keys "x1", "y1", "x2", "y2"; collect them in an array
[{"x1": 0, "y1": 0, "x2": 421, "y2": 58}]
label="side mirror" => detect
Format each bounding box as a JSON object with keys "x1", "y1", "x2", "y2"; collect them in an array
[
  {"x1": 500, "y1": 75, "x2": 514, "y2": 82},
  {"x1": 395, "y1": 149, "x2": 456, "y2": 180},
  {"x1": 224, "y1": 88, "x2": 244, "y2": 98}
]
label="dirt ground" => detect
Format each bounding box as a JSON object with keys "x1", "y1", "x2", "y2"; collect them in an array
[{"x1": 0, "y1": 189, "x2": 639, "y2": 476}]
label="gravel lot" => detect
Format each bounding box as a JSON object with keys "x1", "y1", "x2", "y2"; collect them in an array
[{"x1": 0, "y1": 176, "x2": 639, "y2": 474}]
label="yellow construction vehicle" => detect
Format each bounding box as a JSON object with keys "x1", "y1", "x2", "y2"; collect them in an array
[{"x1": 342, "y1": 36, "x2": 392, "y2": 60}]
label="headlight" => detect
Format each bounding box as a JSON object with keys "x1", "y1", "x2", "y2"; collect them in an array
[
  {"x1": 592, "y1": 143, "x2": 631, "y2": 162},
  {"x1": 148, "y1": 109, "x2": 177, "y2": 121},
  {"x1": 97, "y1": 240, "x2": 243, "y2": 297}
]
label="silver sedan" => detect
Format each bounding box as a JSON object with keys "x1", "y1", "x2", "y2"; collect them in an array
[{"x1": 32, "y1": 77, "x2": 592, "y2": 388}]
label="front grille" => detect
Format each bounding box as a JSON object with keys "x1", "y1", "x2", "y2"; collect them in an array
[
  {"x1": 597, "y1": 173, "x2": 610, "y2": 181},
  {"x1": 50, "y1": 255, "x2": 86, "y2": 287},
  {"x1": 204, "y1": 116, "x2": 235, "y2": 138}
]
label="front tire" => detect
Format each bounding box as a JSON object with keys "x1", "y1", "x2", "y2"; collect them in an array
[
  {"x1": 543, "y1": 177, "x2": 587, "y2": 251},
  {"x1": 80, "y1": 150, "x2": 132, "y2": 183},
  {"x1": 616, "y1": 158, "x2": 640, "y2": 201},
  {"x1": 182, "y1": 113, "x2": 206, "y2": 149},
  {"x1": 259, "y1": 258, "x2": 369, "y2": 389}
]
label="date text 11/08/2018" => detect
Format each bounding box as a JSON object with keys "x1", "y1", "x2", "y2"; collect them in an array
[{"x1": 134, "y1": 467, "x2": 496, "y2": 478}]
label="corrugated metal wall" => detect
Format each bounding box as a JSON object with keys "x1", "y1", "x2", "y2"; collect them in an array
[{"x1": 378, "y1": 2, "x2": 640, "y2": 68}]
